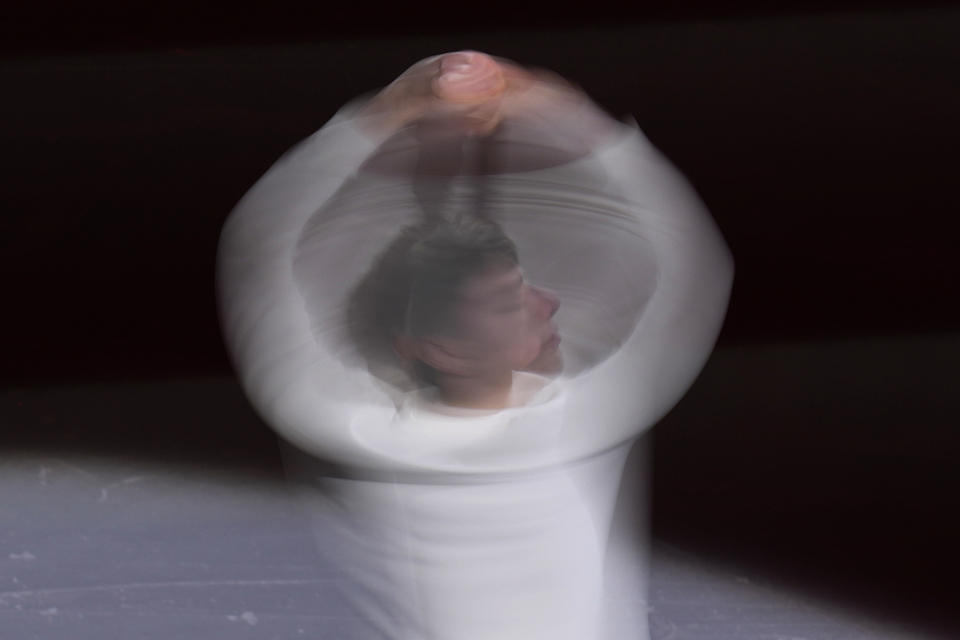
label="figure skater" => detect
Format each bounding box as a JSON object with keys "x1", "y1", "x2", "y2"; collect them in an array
[{"x1": 217, "y1": 51, "x2": 733, "y2": 640}]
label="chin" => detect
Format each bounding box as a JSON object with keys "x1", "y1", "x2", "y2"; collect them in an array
[{"x1": 524, "y1": 346, "x2": 564, "y2": 376}]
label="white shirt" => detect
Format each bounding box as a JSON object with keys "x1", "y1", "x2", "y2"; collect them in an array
[{"x1": 218, "y1": 93, "x2": 733, "y2": 639}]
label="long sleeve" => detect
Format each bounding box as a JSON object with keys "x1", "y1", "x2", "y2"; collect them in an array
[
  {"x1": 560, "y1": 121, "x2": 734, "y2": 452},
  {"x1": 216, "y1": 100, "x2": 401, "y2": 467}
]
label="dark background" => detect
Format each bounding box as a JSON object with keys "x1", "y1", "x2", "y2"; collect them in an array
[{"x1": 3, "y1": 1, "x2": 958, "y2": 635}]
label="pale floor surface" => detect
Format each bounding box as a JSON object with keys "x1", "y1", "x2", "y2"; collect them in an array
[{"x1": 0, "y1": 451, "x2": 936, "y2": 640}]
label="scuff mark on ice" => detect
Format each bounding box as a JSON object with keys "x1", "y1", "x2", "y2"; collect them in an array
[
  {"x1": 97, "y1": 476, "x2": 150, "y2": 503},
  {"x1": 0, "y1": 578, "x2": 327, "y2": 604},
  {"x1": 227, "y1": 611, "x2": 258, "y2": 626}
]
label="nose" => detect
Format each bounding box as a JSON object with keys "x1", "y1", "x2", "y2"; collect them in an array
[{"x1": 529, "y1": 285, "x2": 560, "y2": 319}]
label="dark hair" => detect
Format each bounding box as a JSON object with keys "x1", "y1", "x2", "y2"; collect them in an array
[{"x1": 348, "y1": 214, "x2": 518, "y2": 385}]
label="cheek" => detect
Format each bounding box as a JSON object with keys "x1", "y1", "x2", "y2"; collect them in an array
[
  {"x1": 512, "y1": 328, "x2": 544, "y2": 365},
  {"x1": 474, "y1": 311, "x2": 523, "y2": 342},
  {"x1": 464, "y1": 309, "x2": 538, "y2": 360}
]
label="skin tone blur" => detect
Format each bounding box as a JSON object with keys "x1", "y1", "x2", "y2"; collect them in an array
[
  {"x1": 398, "y1": 261, "x2": 563, "y2": 410},
  {"x1": 367, "y1": 51, "x2": 570, "y2": 410}
]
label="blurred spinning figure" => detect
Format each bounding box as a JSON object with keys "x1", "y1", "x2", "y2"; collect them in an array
[{"x1": 217, "y1": 51, "x2": 733, "y2": 640}]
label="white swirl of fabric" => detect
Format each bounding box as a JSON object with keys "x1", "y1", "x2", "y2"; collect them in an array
[
  {"x1": 295, "y1": 120, "x2": 657, "y2": 388},
  {"x1": 217, "y1": 85, "x2": 733, "y2": 640},
  {"x1": 219, "y1": 92, "x2": 732, "y2": 471}
]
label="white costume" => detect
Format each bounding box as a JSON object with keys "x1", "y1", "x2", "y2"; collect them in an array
[{"x1": 217, "y1": 87, "x2": 733, "y2": 639}]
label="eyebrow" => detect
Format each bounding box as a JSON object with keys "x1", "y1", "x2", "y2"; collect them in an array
[{"x1": 462, "y1": 273, "x2": 524, "y2": 303}]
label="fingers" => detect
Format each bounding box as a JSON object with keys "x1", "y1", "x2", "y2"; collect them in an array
[
  {"x1": 364, "y1": 51, "x2": 587, "y2": 136},
  {"x1": 432, "y1": 51, "x2": 506, "y2": 104}
]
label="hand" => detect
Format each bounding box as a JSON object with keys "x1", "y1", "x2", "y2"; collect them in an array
[
  {"x1": 358, "y1": 51, "x2": 504, "y2": 136},
  {"x1": 438, "y1": 53, "x2": 590, "y2": 133},
  {"x1": 359, "y1": 51, "x2": 588, "y2": 137}
]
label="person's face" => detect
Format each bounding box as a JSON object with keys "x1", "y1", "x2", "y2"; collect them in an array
[{"x1": 447, "y1": 260, "x2": 562, "y2": 377}]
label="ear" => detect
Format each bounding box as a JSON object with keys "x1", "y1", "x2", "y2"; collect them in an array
[
  {"x1": 415, "y1": 337, "x2": 479, "y2": 378},
  {"x1": 393, "y1": 333, "x2": 477, "y2": 378}
]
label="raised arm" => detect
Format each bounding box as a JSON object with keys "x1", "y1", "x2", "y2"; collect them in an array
[
  {"x1": 447, "y1": 66, "x2": 733, "y2": 451},
  {"x1": 561, "y1": 118, "x2": 735, "y2": 452},
  {"x1": 216, "y1": 52, "x2": 521, "y2": 467}
]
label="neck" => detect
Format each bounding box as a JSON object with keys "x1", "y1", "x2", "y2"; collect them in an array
[{"x1": 436, "y1": 371, "x2": 515, "y2": 410}]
